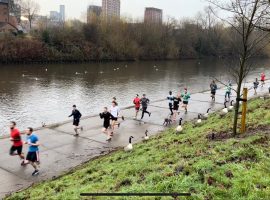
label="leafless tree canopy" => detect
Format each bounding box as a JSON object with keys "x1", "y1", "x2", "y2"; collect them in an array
[
  {"x1": 208, "y1": 0, "x2": 270, "y2": 135},
  {"x1": 20, "y1": 0, "x2": 40, "y2": 29}
]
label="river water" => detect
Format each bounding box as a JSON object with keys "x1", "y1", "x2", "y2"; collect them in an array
[{"x1": 0, "y1": 59, "x2": 269, "y2": 135}]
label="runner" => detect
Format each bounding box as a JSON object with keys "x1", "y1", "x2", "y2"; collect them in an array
[
  {"x1": 253, "y1": 78, "x2": 259, "y2": 95},
  {"x1": 167, "y1": 91, "x2": 174, "y2": 115},
  {"x1": 225, "y1": 83, "x2": 232, "y2": 101},
  {"x1": 9, "y1": 121, "x2": 25, "y2": 165},
  {"x1": 261, "y1": 73, "x2": 265, "y2": 87},
  {"x1": 112, "y1": 97, "x2": 118, "y2": 106},
  {"x1": 133, "y1": 94, "x2": 141, "y2": 119},
  {"x1": 22, "y1": 127, "x2": 40, "y2": 176},
  {"x1": 173, "y1": 94, "x2": 181, "y2": 121},
  {"x1": 140, "y1": 94, "x2": 151, "y2": 120},
  {"x1": 68, "y1": 105, "x2": 83, "y2": 136},
  {"x1": 99, "y1": 107, "x2": 114, "y2": 141},
  {"x1": 210, "y1": 80, "x2": 218, "y2": 101},
  {"x1": 110, "y1": 101, "x2": 120, "y2": 135},
  {"x1": 181, "y1": 88, "x2": 191, "y2": 114}
]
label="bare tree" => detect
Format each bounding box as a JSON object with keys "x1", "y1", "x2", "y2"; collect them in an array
[
  {"x1": 20, "y1": 0, "x2": 40, "y2": 29},
  {"x1": 208, "y1": 0, "x2": 270, "y2": 135}
]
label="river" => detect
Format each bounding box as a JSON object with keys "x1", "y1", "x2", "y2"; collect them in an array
[{"x1": 0, "y1": 59, "x2": 269, "y2": 135}]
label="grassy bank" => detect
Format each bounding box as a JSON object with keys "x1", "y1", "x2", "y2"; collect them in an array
[{"x1": 6, "y1": 98, "x2": 270, "y2": 200}]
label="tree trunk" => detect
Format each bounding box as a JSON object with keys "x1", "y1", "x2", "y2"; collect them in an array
[
  {"x1": 233, "y1": 60, "x2": 245, "y2": 136},
  {"x1": 233, "y1": 87, "x2": 241, "y2": 135}
]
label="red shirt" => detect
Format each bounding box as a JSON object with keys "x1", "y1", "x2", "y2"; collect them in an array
[
  {"x1": 10, "y1": 128, "x2": 23, "y2": 147},
  {"x1": 261, "y1": 74, "x2": 265, "y2": 81},
  {"x1": 133, "y1": 97, "x2": 141, "y2": 108}
]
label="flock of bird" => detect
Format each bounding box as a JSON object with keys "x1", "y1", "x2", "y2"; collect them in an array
[{"x1": 21, "y1": 64, "x2": 164, "y2": 81}]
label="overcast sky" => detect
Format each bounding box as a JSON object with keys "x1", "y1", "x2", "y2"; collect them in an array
[{"x1": 36, "y1": 0, "x2": 211, "y2": 21}]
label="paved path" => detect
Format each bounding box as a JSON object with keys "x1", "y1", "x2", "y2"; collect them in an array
[{"x1": 0, "y1": 81, "x2": 269, "y2": 199}]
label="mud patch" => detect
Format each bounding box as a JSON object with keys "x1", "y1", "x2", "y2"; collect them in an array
[{"x1": 206, "y1": 125, "x2": 270, "y2": 141}]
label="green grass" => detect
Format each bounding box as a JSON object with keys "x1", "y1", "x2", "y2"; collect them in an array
[{"x1": 6, "y1": 98, "x2": 270, "y2": 200}]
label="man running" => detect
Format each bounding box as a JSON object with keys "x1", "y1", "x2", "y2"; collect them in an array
[
  {"x1": 100, "y1": 107, "x2": 114, "y2": 141},
  {"x1": 181, "y1": 88, "x2": 191, "y2": 114},
  {"x1": 167, "y1": 91, "x2": 174, "y2": 115},
  {"x1": 261, "y1": 73, "x2": 265, "y2": 87},
  {"x1": 225, "y1": 83, "x2": 232, "y2": 101},
  {"x1": 253, "y1": 78, "x2": 259, "y2": 95},
  {"x1": 140, "y1": 94, "x2": 151, "y2": 120},
  {"x1": 68, "y1": 105, "x2": 83, "y2": 136},
  {"x1": 22, "y1": 127, "x2": 40, "y2": 176},
  {"x1": 210, "y1": 80, "x2": 218, "y2": 101},
  {"x1": 9, "y1": 121, "x2": 25, "y2": 165},
  {"x1": 133, "y1": 94, "x2": 141, "y2": 119},
  {"x1": 110, "y1": 101, "x2": 120, "y2": 135},
  {"x1": 173, "y1": 94, "x2": 181, "y2": 121}
]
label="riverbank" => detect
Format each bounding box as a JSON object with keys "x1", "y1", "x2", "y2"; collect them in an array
[
  {"x1": 0, "y1": 80, "x2": 269, "y2": 199},
  {"x1": 5, "y1": 96, "x2": 270, "y2": 200}
]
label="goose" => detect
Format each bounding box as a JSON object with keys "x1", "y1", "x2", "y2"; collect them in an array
[
  {"x1": 176, "y1": 118, "x2": 183, "y2": 133},
  {"x1": 222, "y1": 102, "x2": 228, "y2": 114},
  {"x1": 204, "y1": 108, "x2": 211, "y2": 118},
  {"x1": 228, "y1": 100, "x2": 234, "y2": 111},
  {"x1": 197, "y1": 114, "x2": 202, "y2": 124},
  {"x1": 143, "y1": 130, "x2": 149, "y2": 140},
  {"x1": 124, "y1": 136, "x2": 134, "y2": 152}
]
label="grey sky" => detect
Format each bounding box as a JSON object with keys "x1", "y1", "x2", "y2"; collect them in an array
[{"x1": 36, "y1": 0, "x2": 210, "y2": 21}]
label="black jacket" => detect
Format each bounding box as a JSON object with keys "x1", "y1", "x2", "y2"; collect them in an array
[{"x1": 69, "y1": 109, "x2": 82, "y2": 120}]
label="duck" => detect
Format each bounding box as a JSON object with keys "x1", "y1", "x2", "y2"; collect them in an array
[
  {"x1": 124, "y1": 136, "x2": 134, "y2": 152},
  {"x1": 22, "y1": 74, "x2": 25, "y2": 77},
  {"x1": 228, "y1": 100, "x2": 234, "y2": 111},
  {"x1": 204, "y1": 108, "x2": 211, "y2": 118},
  {"x1": 143, "y1": 130, "x2": 149, "y2": 140},
  {"x1": 156, "y1": 69, "x2": 159, "y2": 71},
  {"x1": 35, "y1": 77, "x2": 38, "y2": 81},
  {"x1": 176, "y1": 118, "x2": 183, "y2": 133},
  {"x1": 45, "y1": 68, "x2": 48, "y2": 72}
]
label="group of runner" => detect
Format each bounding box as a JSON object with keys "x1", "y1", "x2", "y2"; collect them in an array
[
  {"x1": 8, "y1": 73, "x2": 268, "y2": 176},
  {"x1": 253, "y1": 73, "x2": 266, "y2": 95}
]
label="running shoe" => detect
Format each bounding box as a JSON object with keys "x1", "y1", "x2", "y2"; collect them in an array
[{"x1": 32, "y1": 170, "x2": 39, "y2": 176}]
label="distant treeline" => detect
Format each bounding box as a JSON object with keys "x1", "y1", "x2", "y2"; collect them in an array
[{"x1": 0, "y1": 14, "x2": 269, "y2": 63}]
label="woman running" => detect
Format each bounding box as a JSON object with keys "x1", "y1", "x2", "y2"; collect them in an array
[{"x1": 181, "y1": 88, "x2": 191, "y2": 114}]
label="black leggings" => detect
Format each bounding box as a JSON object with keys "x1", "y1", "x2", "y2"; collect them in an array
[
  {"x1": 141, "y1": 107, "x2": 150, "y2": 119},
  {"x1": 169, "y1": 103, "x2": 173, "y2": 115}
]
